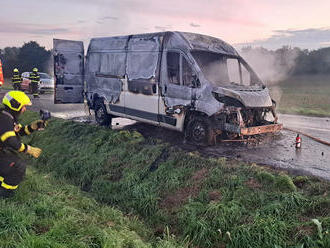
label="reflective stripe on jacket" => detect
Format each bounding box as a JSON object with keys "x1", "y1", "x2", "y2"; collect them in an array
[
  {"x1": 29, "y1": 72, "x2": 40, "y2": 83},
  {"x1": 0, "y1": 110, "x2": 35, "y2": 152},
  {"x1": 12, "y1": 73, "x2": 22, "y2": 84}
]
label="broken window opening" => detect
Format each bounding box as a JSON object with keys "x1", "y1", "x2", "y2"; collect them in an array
[
  {"x1": 167, "y1": 51, "x2": 180, "y2": 85},
  {"x1": 167, "y1": 51, "x2": 195, "y2": 87},
  {"x1": 182, "y1": 56, "x2": 193, "y2": 87}
]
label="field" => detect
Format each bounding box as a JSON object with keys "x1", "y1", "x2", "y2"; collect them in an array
[
  {"x1": 271, "y1": 74, "x2": 330, "y2": 117},
  {"x1": 1, "y1": 111, "x2": 328, "y2": 248}
]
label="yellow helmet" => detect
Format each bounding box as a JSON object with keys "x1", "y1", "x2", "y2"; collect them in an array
[
  {"x1": 13, "y1": 68, "x2": 19, "y2": 73},
  {"x1": 2, "y1": 91, "x2": 32, "y2": 112},
  {"x1": 33, "y1": 68, "x2": 38, "y2": 72}
]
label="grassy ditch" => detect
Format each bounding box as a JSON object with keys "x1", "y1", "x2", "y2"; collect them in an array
[
  {"x1": 16, "y1": 111, "x2": 330, "y2": 247},
  {"x1": 272, "y1": 74, "x2": 330, "y2": 117}
]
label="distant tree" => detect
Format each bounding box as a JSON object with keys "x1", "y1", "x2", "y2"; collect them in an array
[
  {"x1": 18, "y1": 41, "x2": 51, "y2": 74},
  {"x1": 292, "y1": 49, "x2": 310, "y2": 75},
  {"x1": 0, "y1": 46, "x2": 20, "y2": 77}
]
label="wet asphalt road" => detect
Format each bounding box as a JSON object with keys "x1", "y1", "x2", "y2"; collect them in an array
[{"x1": 1, "y1": 91, "x2": 329, "y2": 181}]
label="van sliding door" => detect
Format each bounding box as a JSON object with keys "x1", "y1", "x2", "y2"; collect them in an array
[
  {"x1": 124, "y1": 37, "x2": 160, "y2": 124},
  {"x1": 53, "y1": 39, "x2": 84, "y2": 103}
]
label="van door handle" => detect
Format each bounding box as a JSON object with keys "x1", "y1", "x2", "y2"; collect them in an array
[
  {"x1": 64, "y1": 87, "x2": 73, "y2": 90},
  {"x1": 152, "y1": 84, "x2": 157, "y2": 94},
  {"x1": 164, "y1": 85, "x2": 167, "y2": 93}
]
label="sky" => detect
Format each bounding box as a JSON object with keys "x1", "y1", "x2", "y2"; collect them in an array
[{"x1": 1, "y1": 0, "x2": 330, "y2": 51}]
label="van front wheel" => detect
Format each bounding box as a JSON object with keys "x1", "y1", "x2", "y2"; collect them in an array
[
  {"x1": 94, "y1": 99, "x2": 112, "y2": 126},
  {"x1": 185, "y1": 116, "x2": 214, "y2": 145}
]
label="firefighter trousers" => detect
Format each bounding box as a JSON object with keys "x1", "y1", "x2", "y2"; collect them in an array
[
  {"x1": 0, "y1": 150, "x2": 26, "y2": 196},
  {"x1": 31, "y1": 82, "x2": 39, "y2": 97}
]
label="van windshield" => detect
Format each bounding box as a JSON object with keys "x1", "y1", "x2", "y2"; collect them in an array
[{"x1": 191, "y1": 50, "x2": 252, "y2": 87}]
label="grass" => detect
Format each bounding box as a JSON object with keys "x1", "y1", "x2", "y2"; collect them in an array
[
  {"x1": 270, "y1": 74, "x2": 330, "y2": 117},
  {"x1": 3, "y1": 111, "x2": 329, "y2": 247},
  {"x1": 0, "y1": 168, "x2": 184, "y2": 248}
]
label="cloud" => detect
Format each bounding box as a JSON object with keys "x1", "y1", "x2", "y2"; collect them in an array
[
  {"x1": 190, "y1": 22, "x2": 200, "y2": 28},
  {"x1": 154, "y1": 25, "x2": 172, "y2": 31},
  {"x1": 238, "y1": 27, "x2": 330, "y2": 50},
  {"x1": 100, "y1": 16, "x2": 118, "y2": 20},
  {"x1": 0, "y1": 22, "x2": 70, "y2": 36},
  {"x1": 96, "y1": 16, "x2": 118, "y2": 24}
]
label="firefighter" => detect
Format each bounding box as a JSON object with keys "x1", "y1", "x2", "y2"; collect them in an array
[
  {"x1": 12, "y1": 68, "x2": 22, "y2": 91},
  {"x1": 0, "y1": 91, "x2": 46, "y2": 198},
  {"x1": 29, "y1": 68, "x2": 40, "y2": 98}
]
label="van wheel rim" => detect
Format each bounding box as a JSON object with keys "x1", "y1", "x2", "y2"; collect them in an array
[
  {"x1": 192, "y1": 123, "x2": 206, "y2": 142},
  {"x1": 96, "y1": 108, "x2": 105, "y2": 119}
]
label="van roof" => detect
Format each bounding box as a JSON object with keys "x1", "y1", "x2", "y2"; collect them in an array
[{"x1": 89, "y1": 31, "x2": 239, "y2": 56}]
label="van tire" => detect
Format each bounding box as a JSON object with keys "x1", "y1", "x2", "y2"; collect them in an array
[
  {"x1": 185, "y1": 116, "x2": 213, "y2": 145},
  {"x1": 94, "y1": 99, "x2": 112, "y2": 126}
]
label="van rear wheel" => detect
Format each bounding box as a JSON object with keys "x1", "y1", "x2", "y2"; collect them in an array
[
  {"x1": 94, "y1": 99, "x2": 112, "y2": 126},
  {"x1": 185, "y1": 116, "x2": 214, "y2": 145}
]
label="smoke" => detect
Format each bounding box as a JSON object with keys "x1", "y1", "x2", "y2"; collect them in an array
[
  {"x1": 45, "y1": 53, "x2": 54, "y2": 76},
  {"x1": 239, "y1": 46, "x2": 299, "y2": 86},
  {"x1": 238, "y1": 47, "x2": 301, "y2": 106}
]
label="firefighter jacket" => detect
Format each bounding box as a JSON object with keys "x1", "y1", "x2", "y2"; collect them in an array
[
  {"x1": 29, "y1": 72, "x2": 40, "y2": 84},
  {"x1": 0, "y1": 109, "x2": 36, "y2": 153},
  {"x1": 12, "y1": 73, "x2": 22, "y2": 84}
]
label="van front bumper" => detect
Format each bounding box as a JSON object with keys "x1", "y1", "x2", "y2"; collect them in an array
[{"x1": 240, "y1": 123, "x2": 283, "y2": 135}]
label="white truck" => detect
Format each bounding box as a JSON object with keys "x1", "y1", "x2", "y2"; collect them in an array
[{"x1": 53, "y1": 31, "x2": 282, "y2": 145}]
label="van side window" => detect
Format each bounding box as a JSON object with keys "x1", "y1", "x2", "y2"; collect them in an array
[
  {"x1": 167, "y1": 52, "x2": 180, "y2": 85},
  {"x1": 182, "y1": 57, "x2": 193, "y2": 87}
]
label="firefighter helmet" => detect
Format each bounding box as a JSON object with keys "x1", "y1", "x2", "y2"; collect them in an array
[
  {"x1": 13, "y1": 68, "x2": 19, "y2": 73},
  {"x1": 32, "y1": 68, "x2": 38, "y2": 72},
  {"x1": 2, "y1": 91, "x2": 32, "y2": 112}
]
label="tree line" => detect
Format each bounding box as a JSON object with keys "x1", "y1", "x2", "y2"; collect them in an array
[
  {"x1": 0, "y1": 41, "x2": 51, "y2": 78},
  {"x1": 0, "y1": 41, "x2": 329, "y2": 79},
  {"x1": 241, "y1": 46, "x2": 330, "y2": 76}
]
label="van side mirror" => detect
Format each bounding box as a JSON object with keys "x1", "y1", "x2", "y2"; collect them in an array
[{"x1": 192, "y1": 74, "x2": 200, "y2": 88}]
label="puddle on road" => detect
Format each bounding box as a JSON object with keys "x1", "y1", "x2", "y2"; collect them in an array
[{"x1": 122, "y1": 122, "x2": 330, "y2": 180}]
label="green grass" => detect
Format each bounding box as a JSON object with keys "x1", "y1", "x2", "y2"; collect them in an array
[
  {"x1": 7, "y1": 111, "x2": 330, "y2": 247},
  {"x1": 0, "y1": 168, "x2": 184, "y2": 248},
  {"x1": 271, "y1": 74, "x2": 330, "y2": 117}
]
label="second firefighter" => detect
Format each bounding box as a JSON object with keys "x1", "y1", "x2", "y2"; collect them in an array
[{"x1": 29, "y1": 68, "x2": 40, "y2": 98}]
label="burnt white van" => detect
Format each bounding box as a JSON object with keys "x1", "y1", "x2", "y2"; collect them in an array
[{"x1": 53, "y1": 31, "x2": 282, "y2": 145}]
